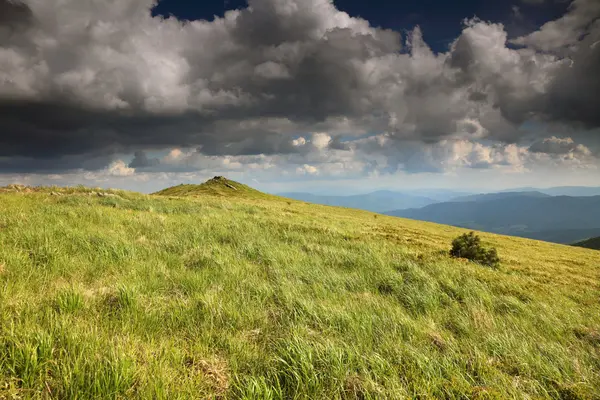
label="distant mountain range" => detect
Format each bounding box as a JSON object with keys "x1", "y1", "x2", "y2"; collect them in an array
[
  {"x1": 450, "y1": 191, "x2": 550, "y2": 203},
  {"x1": 386, "y1": 193, "x2": 600, "y2": 244},
  {"x1": 278, "y1": 191, "x2": 438, "y2": 213},
  {"x1": 501, "y1": 186, "x2": 600, "y2": 197},
  {"x1": 521, "y1": 229, "x2": 600, "y2": 245},
  {"x1": 393, "y1": 189, "x2": 474, "y2": 202}
]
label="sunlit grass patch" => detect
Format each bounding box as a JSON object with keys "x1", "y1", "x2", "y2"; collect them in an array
[
  {"x1": 54, "y1": 288, "x2": 85, "y2": 314},
  {"x1": 0, "y1": 184, "x2": 598, "y2": 398}
]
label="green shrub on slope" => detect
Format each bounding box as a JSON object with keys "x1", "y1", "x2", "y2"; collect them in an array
[{"x1": 450, "y1": 232, "x2": 500, "y2": 268}]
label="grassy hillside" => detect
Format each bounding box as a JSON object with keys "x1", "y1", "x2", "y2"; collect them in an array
[
  {"x1": 0, "y1": 181, "x2": 599, "y2": 399},
  {"x1": 573, "y1": 236, "x2": 600, "y2": 250},
  {"x1": 153, "y1": 176, "x2": 270, "y2": 199}
]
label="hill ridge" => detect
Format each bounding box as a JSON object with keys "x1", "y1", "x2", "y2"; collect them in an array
[{"x1": 153, "y1": 176, "x2": 271, "y2": 198}]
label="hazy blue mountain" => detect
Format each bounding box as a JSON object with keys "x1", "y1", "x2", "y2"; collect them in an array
[
  {"x1": 450, "y1": 191, "x2": 550, "y2": 203},
  {"x1": 400, "y1": 189, "x2": 474, "y2": 202},
  {"x1": 501, "y1": 186, "x2": 600, "y2": 197},
  {"x1": 572, "y1": 236, "x2": 600, "y2": 250},
  {"x1": 540, "y1": 187, "x2": 600, "y2": 197},
  {"x1": 520, "y1": 229, "x2": 600, "y2": 245},
  {"x1": 386, "y1": 195, "x2": 600, "y2": 244},
  {"x1": 279, "y1": 191, "x2": 438, "y2": 213}
]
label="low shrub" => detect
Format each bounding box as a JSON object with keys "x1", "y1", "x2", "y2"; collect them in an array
[{"x1": 450, "y1": 232, "x2": 500, "y2": 268}]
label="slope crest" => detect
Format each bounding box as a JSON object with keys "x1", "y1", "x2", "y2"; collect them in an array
[{"x1": 153, "y1": 176, "x2": 269, "y2": 198}]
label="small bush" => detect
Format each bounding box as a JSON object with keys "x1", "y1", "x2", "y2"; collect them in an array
[{"x1": 450, "y1": 232, "x2": 500, "y2": 268}]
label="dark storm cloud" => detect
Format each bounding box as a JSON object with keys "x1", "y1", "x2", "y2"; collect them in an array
[
  {"x1": 0, "y1": 0, "x2": 598, "y2": 174},
  {"x1": 0, "y1": 0, "x2": 32, "y2": 29},
  {"x1": 199, "y1": 132, "x2": 299, "y2": 156},
  {"x1": 0, "y1": 100, "x2": 214, "y2": 159},
  {"x1": 328, "y1": 136, "x2": 351, "y2": 151},
  {"x1": 128, "y1": 151, "x2": 160, "y2": 168},
  {"x1": 0, "y1": 153, "x2": 116, "y2": 173},
  {"x1": 542, "y1": 36, "x2": 600, "y2": 127}
]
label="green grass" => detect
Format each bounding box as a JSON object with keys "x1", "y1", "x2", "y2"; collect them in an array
[
  {"x1": 153, "y1": 176, "x2": 272, "y2": 200},
  {"x1": 573, "y1": 237, "x2": 600, "y2": 250},
  {"x1": 0, "y1": 182, "x2": 599, "y2": 399}
]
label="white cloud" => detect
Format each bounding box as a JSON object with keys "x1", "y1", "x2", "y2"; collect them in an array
[
  {"x1": 529, "y1": 136, "x2": 591, "y2": 155},
  {"x1": 311, "y1": 133, "x2": 332, "y2": 150},
  {"x1": 296, "y1": 164, "x2": 319, "y2": 175},
  {"x1": 292, "y1": 137, "x2": 307, "y2": 146},
  {"x1": 107, "y1": 160, "x2": 135, "y2": 177},
  {"x1": 163, "y1": 149, "x2": 186, "y2": 162}
]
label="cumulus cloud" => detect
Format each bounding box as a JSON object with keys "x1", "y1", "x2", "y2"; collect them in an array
[
  {"x1": 296, "y1": 164, "x2": 319, "y2": 175},
  {"x1": 529, "y1": 136, "x2": 592, "y2": 155},
  {"x1": 292, "y1": 137, "x2": 307, "y2": 147},
  {"x1": 0, "y1": 0, "x2": 598, "y2": 180},
  {"x1": 107, "y1": 160, "x2": 135, "y2": 177},
  {"x1": 311, "y1": 133, "x2": 332, "y2": 150},
  {"x1": 352, "y1": 134, "x2": 528, "y2": 174},
  {"x1": 512, "y1": 0, "x2": 600, "y2": 51},
  {"x1": 526, "y1": 136, "x2": 596, "y2": 169}
]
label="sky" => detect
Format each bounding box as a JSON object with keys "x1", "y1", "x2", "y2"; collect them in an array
[{"x1": 0, "y1": 0, "x2": 599, "y2": 194}]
